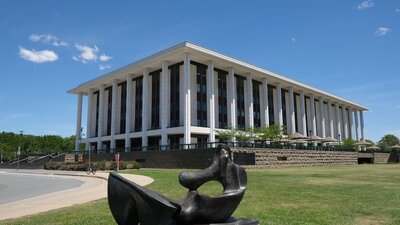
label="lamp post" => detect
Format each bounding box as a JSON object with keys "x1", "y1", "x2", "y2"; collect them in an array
[{"x1": 17, "y1": 131, "x2": 23, "y2": 170}]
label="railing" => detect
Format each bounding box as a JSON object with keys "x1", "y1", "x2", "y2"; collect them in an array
[{"x1": 78, "y1": 141, "x2": 359, "y2": 155}]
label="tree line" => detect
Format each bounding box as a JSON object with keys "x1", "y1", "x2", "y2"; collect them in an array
[{"x1": 0, "y1": 132, "x2": 75, "y2": 161}]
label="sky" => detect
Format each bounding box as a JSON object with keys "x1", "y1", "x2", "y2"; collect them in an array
[{"x1": 0, "y1": 0, "x2": 399, "y2": 142}]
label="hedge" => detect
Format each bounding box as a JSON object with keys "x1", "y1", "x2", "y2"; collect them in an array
[{"x1": 44, "y1": 161, "x2": 141, "y2": 171}]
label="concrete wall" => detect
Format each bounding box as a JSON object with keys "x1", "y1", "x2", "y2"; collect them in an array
[{"x1": 87, "y1": 149, "x2": 215, "y2": 169}]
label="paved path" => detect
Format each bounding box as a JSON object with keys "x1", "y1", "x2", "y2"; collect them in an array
[{"x1": 0, "y1": 169, "x2": 153, "y2": 220}]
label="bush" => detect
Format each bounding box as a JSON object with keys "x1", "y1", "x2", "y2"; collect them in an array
[{"x1": 44, "y1": 160, "x2": 141, "y2": 171}]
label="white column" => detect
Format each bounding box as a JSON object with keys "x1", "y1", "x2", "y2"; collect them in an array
[
  {"x1": 97, "y1": 84, "x2": 105, "y2": 150},
  {"x1": 354, "y1": 110, "x2": 360, "y2": 141},
  {"x1": 160, "y1": 61, "x2": 169, "y2": 146},
  {"x1": 310, "y1": 94, "x2": 316, "y2": 136},
  {"x1": 276, "y1": 83, "x2": 283, "y2": 128},
  {"x1": 142, "y1": 68, "x2": 149, "y2": 148},
  {"x1": 335, "y1": 104, "x2": 341, "y2": 141},
  {"x1": 349, "y1": 108, "x2": 355, "y2": 140},
  {"x1": 342, "y1": 106, "x2": 348, "y2": 139},
  {"x1": 110, "y1": 79, "x2": 118, "y2": 152},
  {"x1": 328, "y1": 100, "x2": 334, "y2": 138},
  {"x1": 288, "y1": 87, "x2": 295, "y2": 134},
  {"x1": 262, "y1": 78, "x2": 269, "y2": 127},
  {"x1": 360, "y1": 110, "x2": 365, "y2": 140},
  {"x1": 75, "y1": 93, "x2": 83, "y2": 153},
  {"x1": 300, "y1": 91, "x2": 307, "y2": 136},
  {"x1": 125, "y1": 74, "x2": 133, "y2": 151},
  {"x1": 86, "y1": 88, "x2": 94, "y2": 150},
  {"x1": 207, "y1": 60, "x2": 216, "y2": 143},
  {"x1": 319, "y1": 97, "x2": 326, "y2": 138},
  {"x1": 247, "y1": 73, "x2": 254, "y2": 128},
  {"x1": 183, "y1": 53, "x2": 191, "y2": 146},
  {"x1": 228, "y1": 67, "x2": 236, "y2": 129}
]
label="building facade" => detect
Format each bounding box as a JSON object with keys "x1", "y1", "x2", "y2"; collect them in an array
[{"x1": 69, "y1": 42, "x2": 368, "y2": 152}]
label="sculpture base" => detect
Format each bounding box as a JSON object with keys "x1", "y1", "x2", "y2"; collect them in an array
[{"x1": 166, "y1": 217, "x2": 259, "y2": 225}]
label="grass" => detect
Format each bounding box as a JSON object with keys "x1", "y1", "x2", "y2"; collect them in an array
[{"x1": 1, "y1": 164, "x2": 400, "y2": 225}]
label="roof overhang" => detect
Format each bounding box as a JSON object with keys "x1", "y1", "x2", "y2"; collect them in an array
[{"x1": 68, "y1": 41, "x2": 369, "y2": 111}]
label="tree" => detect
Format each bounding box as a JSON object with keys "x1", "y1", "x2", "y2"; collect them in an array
[
  {"x1": 257, "y1": 124, "x2": 284, "y2": 141},
  {"x1": 343, "y1": 138, "x2": 356, "y2": 149},
  {"x1": 215, "y1": 127, "x2": 236, "y2": 142},
  {"x1": 377, "y1": 134, "x2": 400, "y2": 151}
]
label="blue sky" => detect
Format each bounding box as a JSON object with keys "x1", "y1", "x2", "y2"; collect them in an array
[{"x1": 0, "y1": 0, "x2": 399, "y2": 142}]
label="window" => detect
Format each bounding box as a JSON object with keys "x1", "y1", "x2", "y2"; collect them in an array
[
  {"x1": 281, "y1": 89, "x2": 287, "y2": 134},
  {"x1": 150, "y1": 70, "x2": 161, "y2": 130},
  {"x1": 236, "y1": 75, "x2": 246, "y2": 129},
  {"x1": 134, "y1": 76, "x2": 143, "y2": 132},
  {"x1": 193, "y1": 61, "x2": 207, "y2": 127},
  {"x1": 94, "y1": 91, "x2": 99, "y2": 137},
  {"x1": 252, "y1": 80, "x2": 261, "y2": 127},
  {"x1": 294, "y1": 93, "x2": 299, "y2": 133},
  {"x1": 169, "y1": 62, "x2": 182, "y2": 127},
  {"x1": 119, "y1": 81, "x2": 127, "y2": 134},
  {"x1": 268, "y1": 85, "x2": 275, "y2": 126},
  {"x1": 106, "y1": 86, "x2": 112, "y2": 136},
  {"x1": 216, "y1": 69, "x2": 228, "y2": 129}
]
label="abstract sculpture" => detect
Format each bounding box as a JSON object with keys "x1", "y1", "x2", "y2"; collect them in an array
[{"x1": 108, "y1": 144, "x2": 258, "y2": 225}]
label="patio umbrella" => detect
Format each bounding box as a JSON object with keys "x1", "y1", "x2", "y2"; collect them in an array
[
  {"x1": 355, "y1": 140, "x2": 370, "y2": 146},
  {"x1": 290, "y1": 132, "x2": 308, "y2": 140},
  {"x1": 321, "y1": 136, "x2": 338, "y2": 143},
  {"x1": 366, "y1": 146, "x2": 380, "y2": 150},
  {"x1": 309, "y1": 135, "x2": 322, "y2": 141},
  {"x1": 389, "y1": 144, "x2": 400, "y2": 149}
]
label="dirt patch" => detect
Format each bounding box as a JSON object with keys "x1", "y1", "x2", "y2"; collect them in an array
[{"x1": 355, "y1": 217, "x2": 387, "y2": 225}]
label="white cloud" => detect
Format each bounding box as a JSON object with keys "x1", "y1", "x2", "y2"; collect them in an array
[
  {"x1": 99, "y1": 54, "x2": 112, "y2": 62},
  {"x1": 29, "y1": 34, "x2": 57, "y2": 42},
  {"x1": 357, "y1": 0, "x2": 374, "y2": 10},
  {"x1": 29, "y1": 33, "x2": 68, "y2": 47},
  {"x1": 375, "y1": 27, "x2": 391, "y2": 36},
  {"x1": 18, "y1": 46, "x2": 58, "y2": 63},
  {"x1": 99, "y1": 64, "x2": 111, "y2": 70},
  {"x1": 53, "y1": 40, "x2": 68, "y2": 47},
  {"x1": 73, "y1": 44, "x2": 99, "y2": 63}
]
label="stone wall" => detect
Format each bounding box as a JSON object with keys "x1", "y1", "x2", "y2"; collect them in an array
[
  {"x1": 373, "y1": 153, "x2": 390, "y2": 164},
  {"x1": 231, "y1": 148, "x2": 358, "y2": 168}
]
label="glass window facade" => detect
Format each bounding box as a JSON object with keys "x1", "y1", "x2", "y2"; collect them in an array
[
  {"x1": 252, "y1": 80, "x2": 261, "y2": 127},
  {"x1": 119, "y1": 81, "x2": 127, "y2": 134},
  {"x1": 193, "y1": 62, "x2": 207, "y2": 127},
  {"x1": 281, "y1": 89, "x2": 287, "y2": 133},
  {"x1": 150, "y1": 70, "x2": 161, "y2": 130},
  {"x1": 169, "y1": 62, "x2": 182, "y2": 127},
  {"x1": 294, "y1": 93, "x2": 299, "y2": 133},
  {"x1": 268, "y1": 84, "x2": 275, "y2": 126},
  {"x1": 134, "y1": 76, "x2": 143, "y2": 132},
  {"x1": 94, "y1": 91, "x2": 99, "y2": 137},
  {"x1": 216, "y1": 69, "x2": 228, "y2": 129},
  {"x1": 106, "y1": 87, "x2": 112, "y2": 136},
  {"x1": 236, "y1": 75, "x2": 246, "y2": 129}
]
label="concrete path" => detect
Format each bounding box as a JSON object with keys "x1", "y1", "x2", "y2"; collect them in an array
[{"x1": 0, "y1": 169, "x2": 153, "y2": 221}]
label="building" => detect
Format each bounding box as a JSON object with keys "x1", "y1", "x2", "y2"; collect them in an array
[{"x1": 68, "y1": 42, "x2": 368, "y2": 152}]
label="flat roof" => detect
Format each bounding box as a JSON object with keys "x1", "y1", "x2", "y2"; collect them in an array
[{"x1": 68, "y1": 41, "x2": 368, "y2": 111}]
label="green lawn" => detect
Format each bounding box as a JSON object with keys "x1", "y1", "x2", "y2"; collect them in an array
[{"x1": 1, "y1": 164, "x2": 400, "y2": 225}]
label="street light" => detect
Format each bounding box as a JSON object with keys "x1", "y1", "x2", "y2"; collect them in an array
[{"x1": 17, "y1": 131, "x2": 23, "y2": 170}]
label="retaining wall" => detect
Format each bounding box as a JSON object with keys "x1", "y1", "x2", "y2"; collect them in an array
[{"x1": 231, "y1": 148, "x2": 358, "y2": 168}]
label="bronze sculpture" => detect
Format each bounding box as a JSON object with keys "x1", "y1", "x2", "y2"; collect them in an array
[{"x1": 108, "y1": 144, "x2": 258, "y2": 225}]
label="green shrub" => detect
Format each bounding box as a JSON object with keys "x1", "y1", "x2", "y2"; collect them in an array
[{"x1": 44, "y1": 160, "x2": 141, "y2": 171}]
